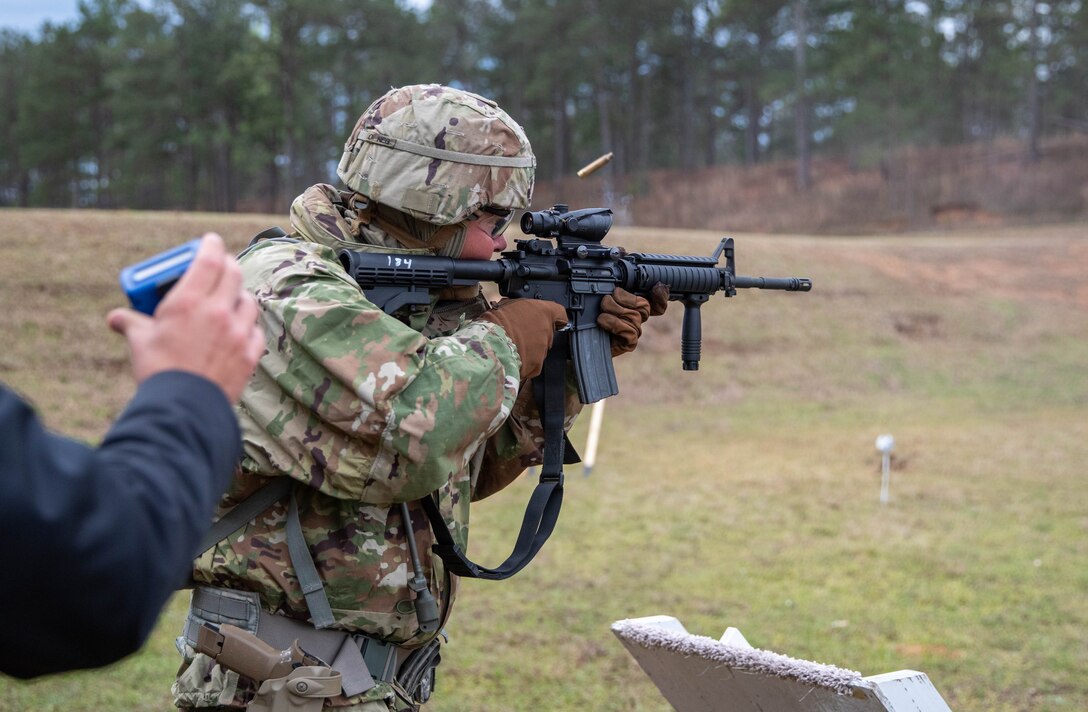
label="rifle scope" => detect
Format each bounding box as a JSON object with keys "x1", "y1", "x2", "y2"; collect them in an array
[{"x1": 521, "y1": 204, "x2": 613, "y2": 242}]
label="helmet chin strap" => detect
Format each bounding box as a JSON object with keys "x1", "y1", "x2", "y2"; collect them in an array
[{"x1": 346, "y1": 192, "x2": 468, "y2": 257}]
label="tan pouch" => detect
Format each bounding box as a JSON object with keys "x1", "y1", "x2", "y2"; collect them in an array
[
  {"x1": 171, "y1": 653, "x2": 241, "y2": 708},
  {"x1": 249, "y1": 666, "x2": 343, "y2": 712}
]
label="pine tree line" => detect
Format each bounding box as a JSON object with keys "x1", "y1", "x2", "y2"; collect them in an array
[{"x1": 1, "y1": 0, "x2": 1085, "y2": 213}]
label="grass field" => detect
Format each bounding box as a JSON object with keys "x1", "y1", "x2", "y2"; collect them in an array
[{"x1": 0, "y1": 209, "x2": 1085, "y2": 711}]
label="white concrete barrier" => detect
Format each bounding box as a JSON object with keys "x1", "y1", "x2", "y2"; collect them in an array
[{"x1": 612, "y1": 616, "x2": 952, "y2": 712}]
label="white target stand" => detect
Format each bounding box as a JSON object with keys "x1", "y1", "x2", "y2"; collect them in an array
[
  {"x1": 612, "y1": 616, "x2": 952, "y2": 712},
  {"x1": 876, "y1": 434, "x2": 895, "y2": 505}
]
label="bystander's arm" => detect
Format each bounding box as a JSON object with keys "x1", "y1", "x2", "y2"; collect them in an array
[
  {"x1": 0, "y1": 373, "x2": 239, "y2": 677},
  {"x1": 0, "y1": 233, "x2": 263, "y2": 678}
]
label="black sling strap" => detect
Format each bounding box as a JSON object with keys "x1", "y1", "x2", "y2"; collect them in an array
[
  {"x1": 202, "y1": 336, "x2": 579, "y2": 595},
  {"x1": 248, "y1": 225, "x2": 289, "y2": 246},
  {"x1": 202, "y1": 289, "x2": 577, "y2": 597},
  {"x1": 421, "y1": 331, "x2": 578, "y2": 580}
]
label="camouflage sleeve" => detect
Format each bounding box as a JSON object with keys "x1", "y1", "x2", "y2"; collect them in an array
[
  {"x1": 237, "y1": 241, "x2": 522, "y2": 504},
  {"x1": 472, "y1": 372, "x2": 583, "y2": 502}
]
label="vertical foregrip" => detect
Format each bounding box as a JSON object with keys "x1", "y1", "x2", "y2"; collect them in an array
[{"x1": 681, "y1": 299, "x2": 703, "y2": 371}]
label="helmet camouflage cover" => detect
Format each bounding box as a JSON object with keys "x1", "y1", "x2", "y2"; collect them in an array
[{"x1": 336, "y1": 84, "x2": 536, "y2": 226}]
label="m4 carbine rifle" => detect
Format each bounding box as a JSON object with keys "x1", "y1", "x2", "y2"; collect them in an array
[
  {"x1": 337, "y1": 204, "x2": 812, "y2": 582},
  {"x1": 339, "y1": 204, "x2": 812, "y2": 405}
]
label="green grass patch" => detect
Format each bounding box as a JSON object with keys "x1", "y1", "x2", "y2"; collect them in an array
[{"x1": 0, "y1": 212, "x2": 1085, "y2": 710}]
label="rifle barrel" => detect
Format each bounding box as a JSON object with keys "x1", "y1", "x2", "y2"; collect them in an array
[{"x1": 733, "y1": 276, "x2": 812, "y2": 291}]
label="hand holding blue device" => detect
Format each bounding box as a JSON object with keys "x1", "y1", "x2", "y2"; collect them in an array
[{"x1": 119, "y1": 238, "x2": 202, "y2": 315}]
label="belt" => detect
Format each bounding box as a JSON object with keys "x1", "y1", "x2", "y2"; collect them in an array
[{"x1": 183, "y1": 586, "x2": 409, "y2": 698}]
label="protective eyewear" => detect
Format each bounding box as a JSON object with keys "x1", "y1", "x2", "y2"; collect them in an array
[{"x1": 473, "y1": 205, "x2": 514, "y2": 237}]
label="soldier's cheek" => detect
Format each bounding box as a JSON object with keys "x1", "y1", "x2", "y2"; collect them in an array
[{"x1": 458, "y1": 222, "x2": 498, "y2": 260}]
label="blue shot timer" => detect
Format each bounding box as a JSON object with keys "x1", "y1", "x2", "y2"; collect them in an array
[{"x1": 119, "y1": 238, "x2": 202, "y2": 315}]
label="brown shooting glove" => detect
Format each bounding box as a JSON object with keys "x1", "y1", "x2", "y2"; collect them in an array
[
  {"x1": 597, "y1": 284, "x2": 669, "y2": 357},
  {"x1": 476, "y1": 299, "x2": 569, "y2": 380}
]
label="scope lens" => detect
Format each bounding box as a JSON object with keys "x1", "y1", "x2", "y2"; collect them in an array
[{"x1": 521, "y1": 208, "x2": 565, "y2": 235}]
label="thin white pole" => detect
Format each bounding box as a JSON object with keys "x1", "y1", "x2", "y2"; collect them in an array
[
  {"x1": 879, "y1": 452, "x2": 891, "y2": 505},
  {"x1": 875, "y1": 434, "x2": 895, "y2": 505},
  {"x1": 583, "y1": 399, "x2": 607, "y2": 476}
]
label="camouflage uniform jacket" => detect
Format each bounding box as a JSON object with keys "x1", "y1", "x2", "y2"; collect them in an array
[{"x1": 192, "y1": 185, "x2": 578, "y2": 656}]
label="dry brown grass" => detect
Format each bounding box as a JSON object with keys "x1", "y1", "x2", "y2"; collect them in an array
[
  {"x1": 0, "y1": 209, "x2": 1086, "y2": 711},
  {"x1": 605, "y1": 221, "x2": 1088, "y2": 413}
]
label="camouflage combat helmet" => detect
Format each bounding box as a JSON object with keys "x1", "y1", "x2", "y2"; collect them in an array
[{"x1": 336, "y1": 84, "x2": 536, "y2": 227}]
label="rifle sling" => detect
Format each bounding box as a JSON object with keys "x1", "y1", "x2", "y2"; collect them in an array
[
  {"x1": 201, "y1": 336, "x2": 574, "y2": 622},
  {"x1": 422, "y1": 331, "x2": 573, "y2": 580},
  {"x1": 197, "y1": 476, "x2": 336, "y2": 629},
  {"x1": 198, "y1": 477, "x2": 292, "y2": 554}
]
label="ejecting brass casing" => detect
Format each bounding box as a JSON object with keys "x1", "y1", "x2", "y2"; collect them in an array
[{"x1": 576, "y1": 152, "x2": 614, "y2": 178}]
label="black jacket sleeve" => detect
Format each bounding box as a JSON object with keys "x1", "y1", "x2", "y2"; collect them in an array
[{"x1": 0, "y1": 371, "x2": 241, "y2": 678}]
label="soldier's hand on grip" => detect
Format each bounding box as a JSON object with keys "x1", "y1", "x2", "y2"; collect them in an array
[
  {"x1": 598, "y1": 283, "x2": 669, "y2": 357},
  {"x1": 476, "y1": 299, "x2": 569, "y2": 380}
]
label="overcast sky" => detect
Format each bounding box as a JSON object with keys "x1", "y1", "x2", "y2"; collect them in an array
[
  {"x1": 2, "y1": 0, "x2": 432, "y2": 34},
  {"x1": 2, "y1": 0, "x2": 84, "y2": 34}
]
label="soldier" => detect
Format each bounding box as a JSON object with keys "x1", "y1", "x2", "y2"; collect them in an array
[{"x1": 174, "y1": 84, "x2": 665, "y2": 711}]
